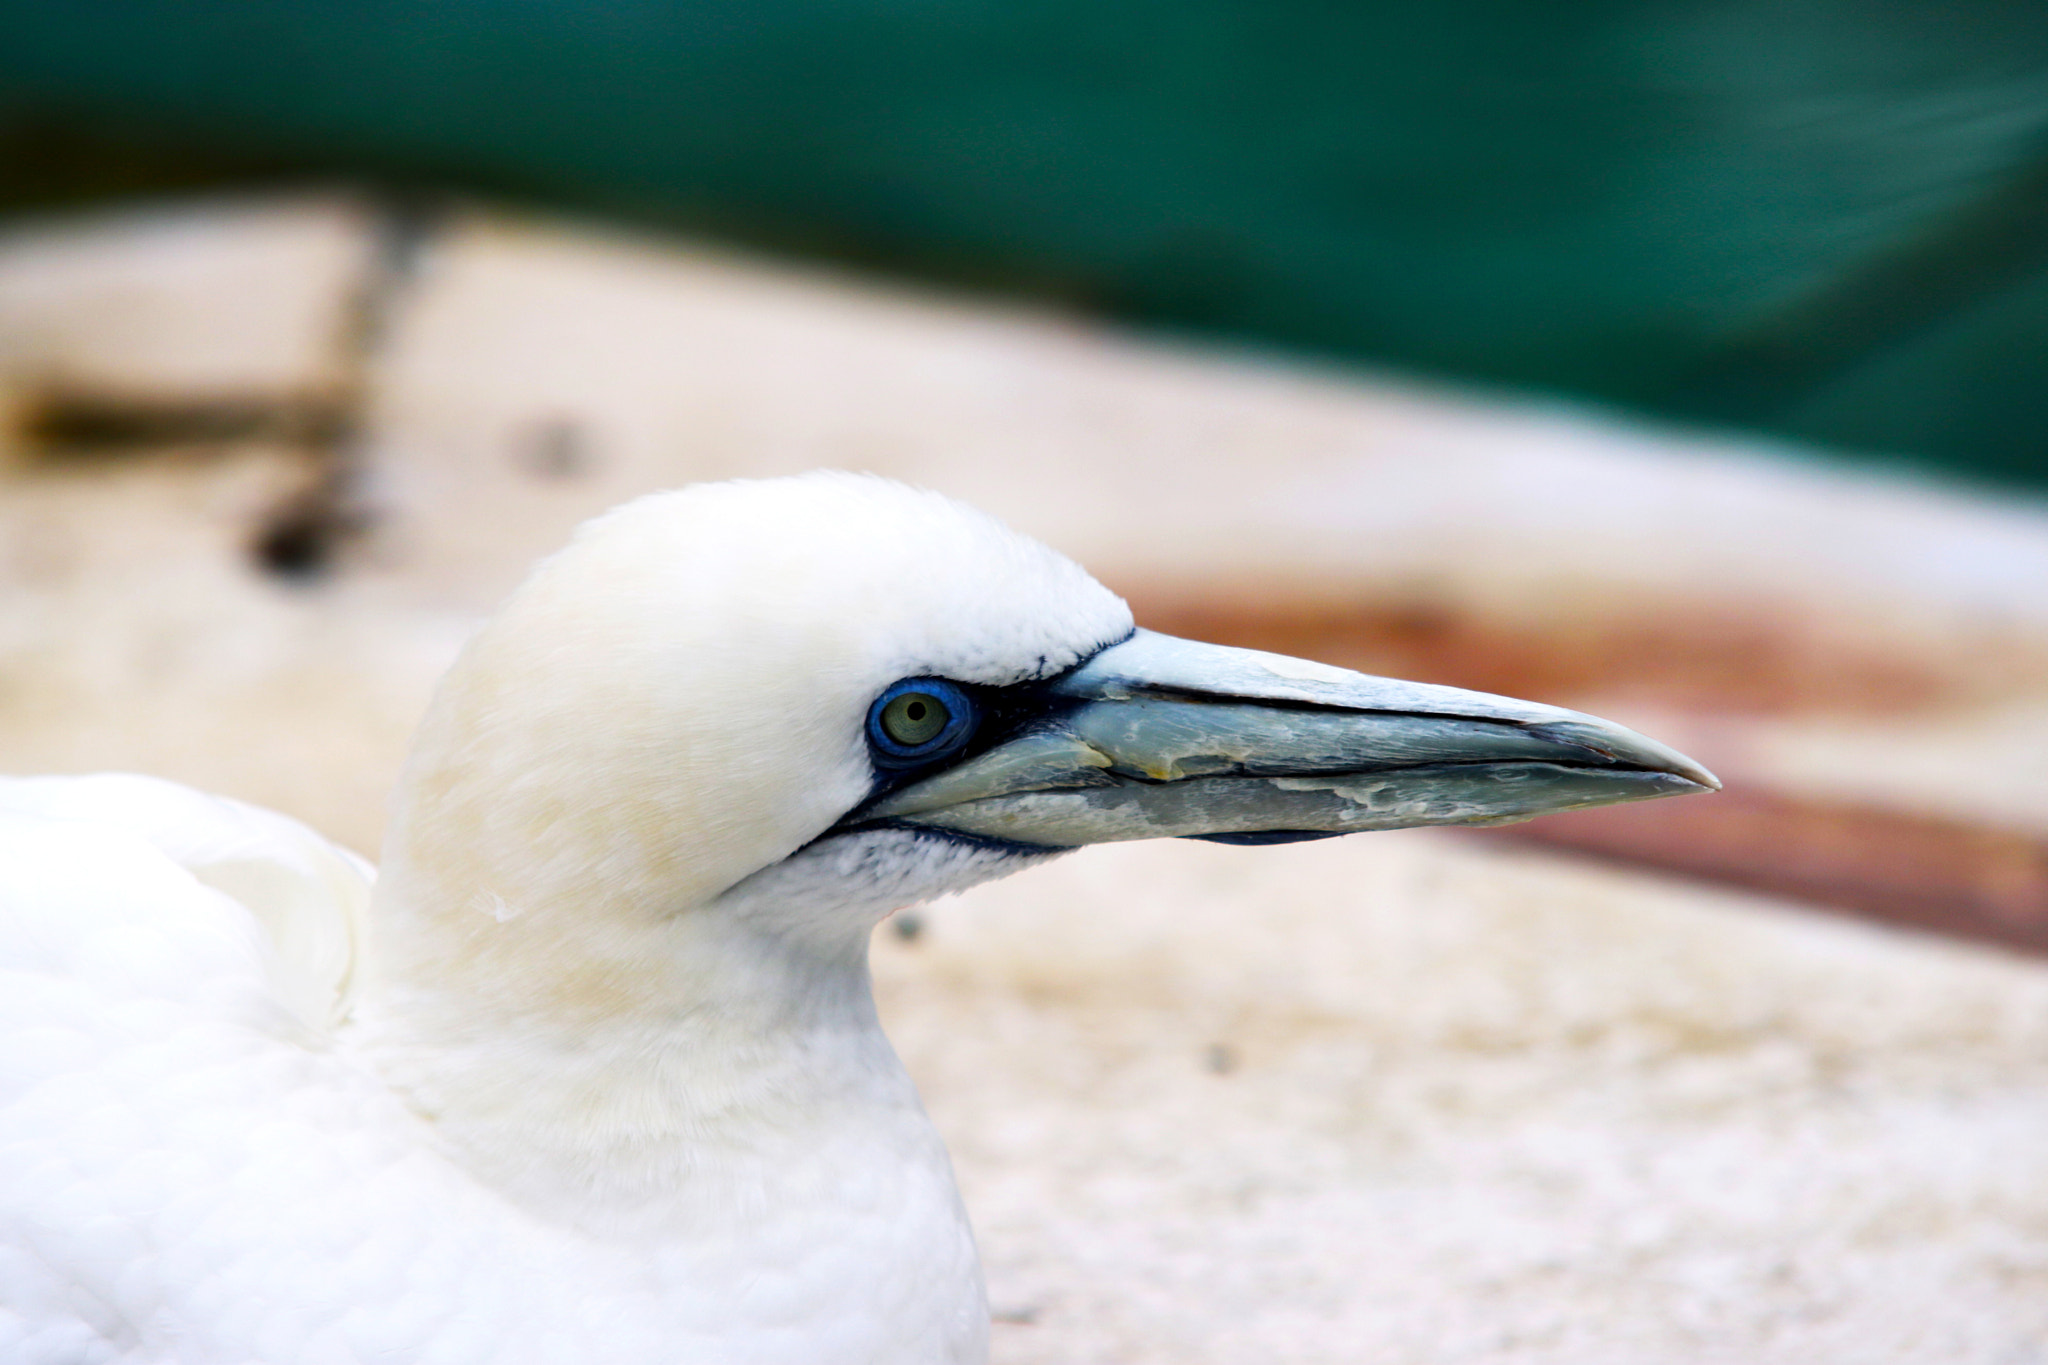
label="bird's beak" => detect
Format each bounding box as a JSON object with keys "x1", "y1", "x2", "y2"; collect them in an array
[{"x1": 859, "y1": 629, "x2": 1718, "y2": 848}]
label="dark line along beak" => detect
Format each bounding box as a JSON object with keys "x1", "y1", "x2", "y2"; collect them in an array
[{"x1": 858, "y1": 630, "x2": 1718, "y2": 848}]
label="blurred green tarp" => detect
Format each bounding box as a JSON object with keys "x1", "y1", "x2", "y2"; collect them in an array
[{"x1": 4, "y1": 0, "x2": 2047, "y2": 486}]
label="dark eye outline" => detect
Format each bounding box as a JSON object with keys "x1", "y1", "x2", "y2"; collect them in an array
[{"x1": 866, "y1": 678, "x2": 977, "y2": 768}]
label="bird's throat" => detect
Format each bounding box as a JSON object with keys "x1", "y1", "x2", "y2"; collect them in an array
[{"x1": 352, "y1": 861, "x2": 930, "y2": 1240}]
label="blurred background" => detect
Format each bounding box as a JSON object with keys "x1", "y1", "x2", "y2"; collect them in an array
[
  {"x1": 3, "y1": 4, "x2": 2048, "y2": 1359},
  {"x1": 9, "y1": 0, "x2": 2048, "y2": 487}
]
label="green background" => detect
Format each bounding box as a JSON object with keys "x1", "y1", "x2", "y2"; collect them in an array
[{"x1": 5, "y1": 0, "x2": 2048, "y2": 486}]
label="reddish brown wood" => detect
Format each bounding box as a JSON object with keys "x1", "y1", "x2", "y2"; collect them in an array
[
  {"x1": 1490, "y1": 790, "x2": 2048, "y2": 956},
  {"x1": 1121, "y1": 581, "x2": 2042, "y2": 717}
]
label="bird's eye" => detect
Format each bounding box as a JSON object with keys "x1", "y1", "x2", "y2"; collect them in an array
[
  {"x1": 868, "y1": 678, "x2": 975, "y2": 766},
  {"x1": 881, "y1": 692, "x2": 948, "y2": 746}
]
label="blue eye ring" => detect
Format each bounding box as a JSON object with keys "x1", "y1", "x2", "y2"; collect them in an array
[{"x1": 867, "y1": 678, "x2": 977, "y2": 767}]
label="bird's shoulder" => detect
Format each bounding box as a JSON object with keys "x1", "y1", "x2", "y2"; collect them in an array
[
  {"x1": 0, "y1": 774, "x2": 468, "y2": 1363},
  {"x1": 0, "y1": 773, "x2": 371, "y2": 1031}
]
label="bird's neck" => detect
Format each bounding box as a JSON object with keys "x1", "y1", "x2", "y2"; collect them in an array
[
  {"x1": 348, "y1": 868, "x2": 988, "y2": 1358},
  {"x1": 350, "y1": 849, "x2": 939, "y2": 1241}
]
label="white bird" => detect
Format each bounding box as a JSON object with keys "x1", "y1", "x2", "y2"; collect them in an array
[{"x1": 0, "y1": 473, "x2": 1714, "y2": 1364}]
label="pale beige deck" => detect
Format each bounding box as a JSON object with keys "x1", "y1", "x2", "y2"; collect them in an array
[{"x1": 892, "y1": 836, "x2": 2048, "y2": 1363}]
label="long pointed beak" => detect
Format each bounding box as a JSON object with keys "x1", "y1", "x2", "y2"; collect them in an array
[{"x1": 858, "y1": 630, "x2": 1717, "y2": 849}]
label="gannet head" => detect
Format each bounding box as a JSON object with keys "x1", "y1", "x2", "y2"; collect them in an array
[
  {"x1": 360, "y1": 472, "x2": 1713, "y2": 1232},
  {"x1": 378, "y1": 472, "x2": 1712, "y2": 982},
  {"x1": 375, "y1": 474, "x2": 1127, "y2": 989}
]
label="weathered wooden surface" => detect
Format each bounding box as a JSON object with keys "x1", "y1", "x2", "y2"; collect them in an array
[
  {"x1": 894, "y1": 836, "x2": 2048, "y2": 1364},
  {"x1": 3, "y1": 197, "x2": 2046, "y2": 1361}
]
